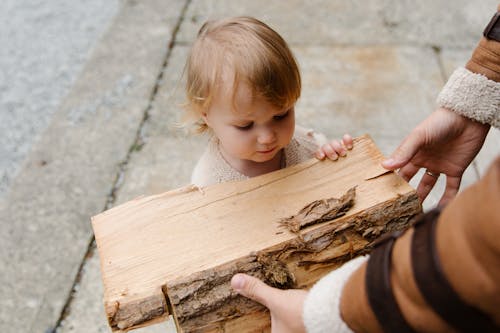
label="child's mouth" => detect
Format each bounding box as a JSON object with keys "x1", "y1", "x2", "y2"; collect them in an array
[{"x1": 257, "y1": 147, "x2": 277, "y2": 154}]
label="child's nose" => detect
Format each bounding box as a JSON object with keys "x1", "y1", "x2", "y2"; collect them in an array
[{"x1": 257, "y1": 127, "x2": 276, "y2": 144}]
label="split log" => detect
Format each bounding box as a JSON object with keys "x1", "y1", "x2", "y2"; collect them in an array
[{"x1": 91, "y1": 135, "x2": 421, "y2": 332}]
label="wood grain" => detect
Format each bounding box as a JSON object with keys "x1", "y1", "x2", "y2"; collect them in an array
[{"x1": 91, "y1": 135, "x2": 421, "y2": 332}]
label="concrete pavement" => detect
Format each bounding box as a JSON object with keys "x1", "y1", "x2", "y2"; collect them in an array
[
  {"x1": 1, "y1": 1, "x2": 498, "y2": 332},
  {"x1": 0, "y1": 0, "x2": 119, "y2": 199}
]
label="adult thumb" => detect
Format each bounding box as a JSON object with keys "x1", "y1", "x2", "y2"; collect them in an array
[
  {"x1": 382, "y1": 130, "x2": 423, "y2": 170},
  {"x1": 231, "y1": 273, "x2": 273, "y2": 308}
]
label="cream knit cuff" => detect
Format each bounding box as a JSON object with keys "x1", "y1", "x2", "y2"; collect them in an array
[
  {"x1": 303, "y1": 255, "x2": 368, "y2": 333},
  {"x1": 437, "y1": 67, "x2": 500, "y2": 128}
]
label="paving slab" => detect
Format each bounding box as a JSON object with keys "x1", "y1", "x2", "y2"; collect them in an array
[
  {"x1": 115, "y1": 46, "x2": 205, "y2": 203},
  {"x1": 0, "y1": 0, "x2": 119, "y2": 199},
  {"x1": 177, "y1": 0, "x2": 498, "y2": 48},
  {"x1": 295, "y1": 46, "x2": 442, "y2": 149},
  {"x1": 56, "y1": 252, "x2": 110, "y2": 333},
  {"x1": 0, "y1": 0, "x2": 184, "y2": 332}
]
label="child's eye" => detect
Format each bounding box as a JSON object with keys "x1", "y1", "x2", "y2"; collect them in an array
[
  {"x1": 274, "y1": 110, "x2": 289, "y2": 121},
  {"x1": 235, "y1": 123, "x2": 253, "y2": 130}
]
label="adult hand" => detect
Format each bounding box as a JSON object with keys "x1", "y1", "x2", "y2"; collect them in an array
[
  {"x1": 382, "y1": 107, "x2": 490, "y2": 205},
  {"x1": 231, "y1": 273, "x2": 307, "y2": 333}
]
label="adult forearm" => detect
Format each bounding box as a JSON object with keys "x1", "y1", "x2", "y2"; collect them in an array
[{"x1": 340, "y1": 157, "x2": 500, "y2": 332}]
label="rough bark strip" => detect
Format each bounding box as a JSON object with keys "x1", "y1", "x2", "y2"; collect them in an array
[
  {"x1": 279, "y1": 186, "x2": 357, "y2": 232},
  {"x1": 166, "y1": 191, "x2": 420, "y2": 332},
  {"x1": 106, "y1": 293, "x2": 167, "y2": 331}
]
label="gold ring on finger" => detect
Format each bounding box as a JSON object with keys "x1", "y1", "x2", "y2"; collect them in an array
[{"x1": 425, "y1": 170, "x2": 440, "y2": 178}]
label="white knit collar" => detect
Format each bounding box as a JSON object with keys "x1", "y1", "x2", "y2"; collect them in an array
[{"x1": 211, "y1": 136, "x2": 299, "y2": 178}]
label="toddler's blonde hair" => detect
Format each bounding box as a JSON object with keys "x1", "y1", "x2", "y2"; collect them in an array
[{"x1": 184, "y1": 16, "x2": 301, "y2": 133}]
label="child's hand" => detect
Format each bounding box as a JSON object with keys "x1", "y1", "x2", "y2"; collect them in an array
[{"x1": 315, "y1": 134, "x2": 353, "y2": 161}]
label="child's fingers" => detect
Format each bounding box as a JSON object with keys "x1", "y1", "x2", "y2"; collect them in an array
[
  {"x1": 317, "y1": 135, "x2": 353, "y2": 161},
  {"x1": 343, "y1": 134, "x2": 353, "y2": 150},
  {"x1": 322, "y1": 143, "x2": 339, "y2": 161},
  {"x1": 315, "y1": 149, "x2": 326, "y2": 160},
  {"x1": 330, "y1": 140, "x2": 347, "y2": 157}
]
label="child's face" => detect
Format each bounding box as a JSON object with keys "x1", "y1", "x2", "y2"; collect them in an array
[{"x1": 203, "y1": 81, "x2": 295, "y2": 166}]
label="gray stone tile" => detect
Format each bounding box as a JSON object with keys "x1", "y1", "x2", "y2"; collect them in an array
[
  {"x1": 144, "y1": 46, "x2": 189, "y2": 138},
  {"x1": 57, "y1": 252, "x2": 109, "y2": 333},
  {"x1": 177, "y1": 0, "x2": 498, "y2": 48},
  {"x1": 0, "y1": 1, "x2": 184, "y2": 332},
  {"x1": 115, "y1": 136, "x2": 206, "y2": 205},
  {"x1": 0, "y1": 0, "x2": 119, "y2": 199},
  {"x1": 294, "y1": 45, "x2": 443, "y2": 155},
  {"x1": 114, "y1": 45, "x2": 205, "y2": 204}
]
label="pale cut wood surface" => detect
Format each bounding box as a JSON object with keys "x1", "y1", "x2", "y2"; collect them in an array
[{"x1": 92, "y1": 135, "x2": 421, "y2": 332}]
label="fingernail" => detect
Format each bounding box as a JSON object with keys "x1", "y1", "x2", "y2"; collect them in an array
[
  {"x1": 382, "y1": 158, "x2": 394, "y2": 167},
  {"x1": 231, "y1": 274, "x2": 245, "y2": 291}
]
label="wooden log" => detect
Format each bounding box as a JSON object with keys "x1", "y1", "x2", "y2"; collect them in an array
[{"x1": 91, "y1": 135, "x2": 421, "y2": 332}]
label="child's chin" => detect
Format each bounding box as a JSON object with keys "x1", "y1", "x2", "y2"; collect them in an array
[{"x1": 252, "y1": 152, "x2": 279, "y2": 163}]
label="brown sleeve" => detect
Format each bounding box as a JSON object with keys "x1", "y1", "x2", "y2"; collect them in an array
[
  {"x1": 340, "y1": 157, "x2": 500, "y2": 332},
  {"x1": 436, "y1": 156, "x2": 500, "y2": 324},
  {"x1": 465, "y1": 5, "x2": 500, "y2": 82}
]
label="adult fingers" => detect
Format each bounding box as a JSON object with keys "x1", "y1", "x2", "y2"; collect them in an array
[
  {"x1": 231, "y1": 273, "x2": 277, "y2": 308},
  {"x1": 416, "y1": 170, "x2": 440, "y2": 202},
  {"x1": 438, "y1": 175, "x2": 461, "y2": 206},
  {"x1": 398, "y1": 162, "x2": 419, "y2": 182},
  {"x1": 382, "y1": 129, "x2": 425, "y2": 170}
]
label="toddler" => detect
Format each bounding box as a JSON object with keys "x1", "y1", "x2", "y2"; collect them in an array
[{"x1": 184, "y1": 16, "x2": 352, "y2": 187}]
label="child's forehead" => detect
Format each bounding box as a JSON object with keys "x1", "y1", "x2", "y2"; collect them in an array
[
  {"x1": 217, "y1": 76, "x2": 256, "y2": 107},
  {"x1": 213, "y1": 66, "x2": 290, "y2": 116}
]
